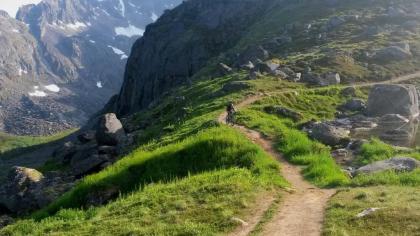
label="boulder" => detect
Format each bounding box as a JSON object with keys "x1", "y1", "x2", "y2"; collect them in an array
[
  {"x1": 341, "y1": 87, "x2": 357, "y2": 97},
  {"x1": 53, "y1": 141, "x2": 78, "y2": 164},
  {"x1": 308, "y1": 123, "x2": 350, "y2": 146},
  {"x1": 71, "y1": 154, "x2": 112, "y2": 177},
  {"x1": 0, "y1": 167, "x2": 75, "y2": 215},
  {"x1": 355, "y1": 157, "x2": 420, "y2": 175},
  {"x1": 0, "y1": 215, "x2": 14, "y2": 229},
  {"x1": 348, "y1": 139, "x2": 369, "y2": 153},
  {"x1": 96, "y1": 113, "x2": 126, "y2": 146},
  {"x1": 372, "y1": 44, "x2": 412, "y2": 62},
  {"x1": 279, "y1": 67, "x2": 299, "y2": 81},
  {"x1": 340, "y1": 99, "x2": 366, "y2": 112},
  {"x1": 255, "y1": 61, "x2": 280, "y2": 75},
  {"x1": 77, "y1": 131, "x2": 96, "y2": 144},
  {"x1": 238, "y1": 45, "x2": 269, "y2": 65},
  {"x1": 241, "y1": 61, "x2": 255, "y2": 70},
  {"x1": 302, "y1": 72, "x2": 340, "y2": 86},
  {"x1": 264, "y1": 106, "x2": 303, "y2": 121},
  {"x1": 367, "y1": 84, "x2": 419, "y2": 118},
  {"x1": 0, "y1": 167, "x2": 43, "y2": 214},
  {"x1": 322, "y1": 72, "x2": 341, "y2": 85},
  {"x1": 222, "y1": 81, "x2": 251, "y2": 92}
]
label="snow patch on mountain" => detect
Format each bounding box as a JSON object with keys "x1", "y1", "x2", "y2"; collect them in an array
[
  {"x1": 29, "y1": 87, "x2": 47, "y2": 97},
  {"x1": 108, "y1": 45, "x2": 128, "y2": 60},
  {"x1": 115, "y1": 24, "x2": 144, "y2": 37},
  {"x1": 44, "y1": 84, "x2": 60, "y2": 93}
]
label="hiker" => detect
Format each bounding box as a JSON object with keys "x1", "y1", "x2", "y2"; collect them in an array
[{"x1": 226, "y1": 102, "x2": 236, "y2": 125}]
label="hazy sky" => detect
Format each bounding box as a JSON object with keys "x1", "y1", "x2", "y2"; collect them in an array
[{"x1": 0, "y1": 0, "x2": 42, "y2": 17}]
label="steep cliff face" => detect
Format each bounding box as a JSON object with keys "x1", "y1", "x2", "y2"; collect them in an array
[
  {"x1": 0, "y1": 0, "x2": 182, "y2": 135},
  {"x1": 116, "y1": 0, "x2": 276, "y2": 115}
]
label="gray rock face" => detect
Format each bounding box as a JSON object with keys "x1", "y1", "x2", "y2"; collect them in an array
[
  {"x1": 356, "y1": 157, "x2": 420, "y2": 175},
  {"x1": 308, "y1": 123, "x2": 350, "y2": 146},
  {"x1": 116, "y1": 0, "x2": 275, "y2": 115},
  {"x1": 0, "y1": 0, "x2": 182, "y2": 135},
  {"x1": 367, "y1": 84, "x2": 419, "y2": 118},
  {"x1": 96, "y1": 113, "x2": 126, "y2": 146}
]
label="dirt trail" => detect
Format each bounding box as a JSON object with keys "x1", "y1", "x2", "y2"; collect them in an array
[
  {"x1": 220, "y1": 72, "x2": 420, "y2": 235},
  {"x1": 219, "y1": 96, "x2": 335, "y2": 236},
  {"x1": 362, "y1": 71, "x2": 420, "y2": 86}
]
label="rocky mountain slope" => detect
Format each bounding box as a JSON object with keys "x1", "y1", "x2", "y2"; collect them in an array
[
  {"x1": 0, "y1": 0, "x2": 181, "y2": 135},
  {"x1": 115, "y1": 0, "x2": 420, "y2": 116}
]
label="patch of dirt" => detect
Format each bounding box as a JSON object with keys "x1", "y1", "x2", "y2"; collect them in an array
[{"x1": 228, "y1": 192, "x2": 276, "y2": 236}]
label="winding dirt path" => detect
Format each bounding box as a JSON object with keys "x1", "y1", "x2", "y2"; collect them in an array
[
  {"x1": 219, "y1": 96, "x2": 336, "y2": 236},
  {"x1": 220, "y1": 72, "x2": 419, "y2": 235}
]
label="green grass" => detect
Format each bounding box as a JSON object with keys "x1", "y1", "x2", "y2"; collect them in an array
[
  {"x1": 355, "y1": 138, "x2": 396, "y2": 166},
  {"x1": 2, "y1": 169, "x2": 271, "y2": 236},
  {"x1": 0, "y1": 130, "x2": 76, "y2": 156},
  {"x1": 236, "y1": 108, "x2": 350, "y2": 187},
  {"x1": 29, "y1": 126, "x2": 287, "y2": 218},
  {"x1": 352, "y1": 170, "x2": 420, "y2": 187},
  {"x1": 323, "y1": 186, "x2": 420, "y2": 236},
  {"x1": 352, "y1": 139, "x2": 420, "y2": 186}
]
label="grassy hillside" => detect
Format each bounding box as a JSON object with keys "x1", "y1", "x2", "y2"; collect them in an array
[{"x1": 4, "y1": 127, "x2": 287, "y2": 235}]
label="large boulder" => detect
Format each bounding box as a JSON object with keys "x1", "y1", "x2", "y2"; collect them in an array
[
  {"x1": 237, "y1": 45, "x2": 270, "y2": 65},
  {"x1": 0, "y1": 167, "x2": 75, "y2": 215},
  {"x1": 340, "y1": 99, "x2": 366, "y2": 112},
  {"x1": 71, "y1": 154, "x2": 112, "y2": 177},
  {"x1": 367, "y1": 84, "x2": 419, "y2": 118},
  {"x1": 255, "y1": 61, "x2": 280, "y2": 75},
  {"x1": 355, "y1": 157, "x2": 420, "y2": 175},
  {"x1": 372, "y1": 43, "x2": 412, "y2": 62},
  {"x1": 0, "y1": 215, "x2": 14, "y2": 229},
  {"x1": 308, "y1": 123, "x2": 350, "y2": 146},
  {"x1": 0, "y1": 167, "x2": 43, "y2": 214},
  {"x1": 264, "y1": 106, "x2": 303, "y2": 121},
  {"x1": 96, "y1": 113, "x2": 126, "y2": 146},
  {"x1": 302, "y1": 72, "x2": 340, "y2": 86}
]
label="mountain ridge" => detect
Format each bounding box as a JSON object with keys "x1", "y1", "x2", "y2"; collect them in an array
[{"x1": 0, "y1": 0, "x2": 181, "y2": 135}]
